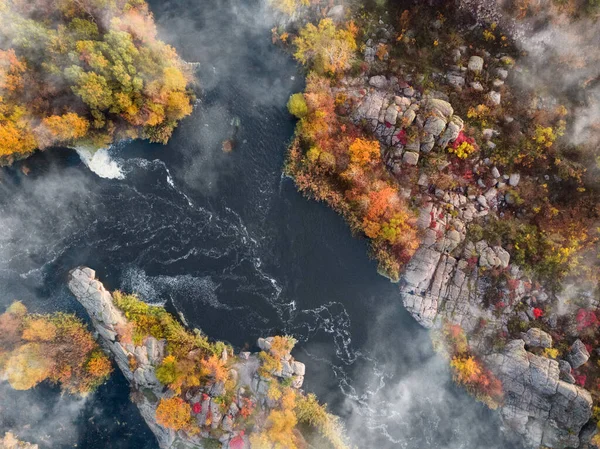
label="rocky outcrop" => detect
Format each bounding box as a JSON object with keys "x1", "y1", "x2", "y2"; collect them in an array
[
  {"x1": 345, "y1": 77, "x2": 467, "y2": 173},
  {"x1": 69, "y1": 267, "x2": 180, "y2": 448},
  {"x1": 392, "y1": 186, "x2": 594, "y2": 447},
  {"x1": 485, "y1": 340, "x2": 592, "y2": 448},
  {"x1": 568, "y1": 340, "x2": 590, "y2": 370},
  {"x1": 522, "y1": 328, "x2": 553, "y2": 349},
  {"x1": 68, "y1": 267, "x2": 309, "y2": 449}
]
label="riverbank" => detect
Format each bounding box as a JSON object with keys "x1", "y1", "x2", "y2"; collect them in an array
[{"x1": 277, "y1": 1, "x2": 600, "y2": 447}]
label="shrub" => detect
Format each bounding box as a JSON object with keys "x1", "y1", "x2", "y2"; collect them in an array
[
  {"x1": 295, "y1": 394, "x2": 349, "y2": 449},
  {"x1": 448, "y1": 131, "x2": 477, "y2": 159},
  {"x1": 0, "y1": 303, "x2": 112, "y2": 394},
  {"x1": 201, "y1": 438, "x2": 223, "y2": 449},
  {"x1": 288, "y1": 93, "x2": 308, "y2": 118},
  {"x1": 156, "y1": 355, "x2": 178, "y2": 385}
]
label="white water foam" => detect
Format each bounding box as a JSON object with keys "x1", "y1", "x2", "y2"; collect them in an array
[{"x1": 75, "y1": 147, "x2": 125, "y2": 180}]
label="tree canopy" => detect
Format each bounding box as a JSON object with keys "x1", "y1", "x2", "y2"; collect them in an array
[
  {"x1": 294, "y1": 19, "x2": 358, "y2": 75},
  {"x1": 0, "y1": 0, "x2": 195, "y2": 163},
  {"x1": 0, "y1": 301, "x2": 112, "y2": 394}
]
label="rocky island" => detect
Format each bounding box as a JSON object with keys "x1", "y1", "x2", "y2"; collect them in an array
[{"x1": 67, "y1": 267, "x2": 348, "y2": 449}]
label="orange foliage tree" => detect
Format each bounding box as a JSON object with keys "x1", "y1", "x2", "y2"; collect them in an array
[
  {"x1": 155, "y1": 397, "x2": 194, "y2": 432},
  {"x1": 348, "y1": 138, "x2": 381, "y2": 166}
]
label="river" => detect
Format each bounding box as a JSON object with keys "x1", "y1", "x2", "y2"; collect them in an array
[{"x1": 0, "y1": 1, "x2": 523, "y2": 448}]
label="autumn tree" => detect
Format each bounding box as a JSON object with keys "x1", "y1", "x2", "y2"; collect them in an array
[
  {"x1": 155, "y1": 397, "x2": 193, "y2": 431},
  {"x1": 0, "y1": 303, "x2": 112, "y2": 394},
  {"x1": 39, "y1": 113, "x2": 90, "y2": 145},
  {"x1": 250, "y1": 406, "x2": 298, "y2": 449},
  {"x1": 287, "y1": 93, "x2": 308, "y2": 118},
  {"x1": 294, "y1": 19, "x2": 358, "y2": 75},
  {"x1": 86, "y1": 351, "x2": 113, "y2": 379},
  {"x1": 348, "y1": 138, "x2": 381, "y2": 166},
  {"x1": 3, "y1": 343, "x2": 54, "y2": 391},
  {"x1": 295, "y1": 394, "x2": 349, "y2": 449},
  {"x1": 269, "y1": 335, "x2": 297, "y2": 359},
  {"x1": 200, "y1": 354, "x2": 229, "y2": 383},
  {"x1": 269, "y1": 0, "x2": 310, "y2": 15}
]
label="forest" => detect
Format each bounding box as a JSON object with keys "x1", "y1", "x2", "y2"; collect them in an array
[{"x1": 0, "y1": 0, "x2": 195, "y2": 163}]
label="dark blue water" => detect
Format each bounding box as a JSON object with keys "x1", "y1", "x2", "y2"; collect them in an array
[{"x1": 0, "y1": 1, "x2": 523, "y2": 448}]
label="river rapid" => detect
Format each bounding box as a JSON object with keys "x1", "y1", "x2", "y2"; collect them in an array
[{"x1": 0, "y1": 1, "x2": 523, "y2": 448}]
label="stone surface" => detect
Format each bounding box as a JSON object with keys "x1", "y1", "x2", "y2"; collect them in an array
[
  {"x1": 447, "y1": 73, "x2": 465, "y2": 88},
  {"x1": 369, "y1": 75, "x2": 388, "y2": 89},
  {"x1": 385, "y1": 105, "x2": 399, "y2": 125},
  {"x1": 522, "y1": 328, "x2": 553, "y2": 348},
  {"x1": 403, "y1": 151, "x2": 419, "y2": 165},
  {"x1": 424, "y1": 116, "x2": 447, "y2": 136},
  {"x1": 488, "y1": 91, "x2": 501, "y2": 106},
  {"x1": 468, "y1": 56, "x2": 484, "y2": 72},
  {"x1": 425, "y1": 98, "x2": 454, "y2": 119},
  {"x1": 327, "y1": 4, "x2": 345, "y2": 21},
  {"x1": 568, "y1": 340, "x2": 590, "y2": 369},
  {"x1": 485, "y1": 340, "x2": 592, "y2": 448}
]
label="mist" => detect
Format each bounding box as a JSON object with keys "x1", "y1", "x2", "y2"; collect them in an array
[
  {"x1": 146, "y1": 0, "x2": 301, "y2": 194},
  {"x1": 300, "y1": 296, "x2": 524, "y2": 449}
]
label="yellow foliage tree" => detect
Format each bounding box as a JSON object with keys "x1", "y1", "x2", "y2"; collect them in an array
[
  {"x1": 294, "y1": 19, "x2": 357, "y2": 75},
  {"x1": 264, "y1": 409, "x2": 298, "y2": 449},
  {"x1": 0, "y1": 119, "x2": 37, "y2": 157},
  {"x1": 269, "y1": 0, "x2": 310, "y2": 15},
  {"x1": 41, "y1": 113, "x2": 90, "y2": 143},
  {"x1": 3, "y1": 343, "x2": 54, "y2": 390},
  {"x1": 269, "y1": 335, "x2": 297, "y2": 359},
  {"x1": 22, "y1": 318, "x2": 57, "y2": 342},
  {"x1": 450, "y1": 356, "x2": 482, "y2": 384},
  {"x1": 287, "y1": 93, "x2": 308, "y2": 118}
]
